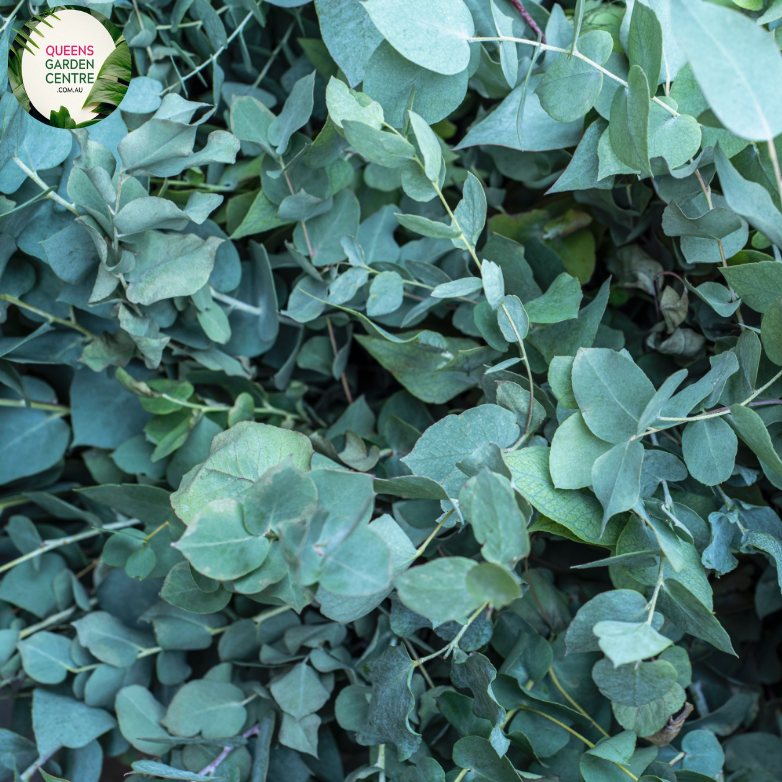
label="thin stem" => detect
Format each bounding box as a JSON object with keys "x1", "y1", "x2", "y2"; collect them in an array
[
  {"x1": 694, "y1": 169, "x2": 745, "y2": 329},
  {"x1": 501, "y1": 301, "x2": 535, "y2": 437},
  {"x1": 417, "y1": 602, "x2": 488, "y2": 665},
  {"x1": 470, "y1": 36, "x2": 678, "y2": 117},
  {"x1": 326, "y1": 316, "x2": 353, "y2": 404},
  {"x1": 668, "y1": 751, "x2": 686, "y2": 767},
  {"x1": 0, "y1": 0, "x2": 25, "y2": 34},
  {"x1": 508, "y1": 0, "x2": 545, "y2": 41},
  {"x1": 0, "y1": 294, "x2": 94, "y2": 339},
  {"x1": 20, "y1": 749, "x2": 60, "y2": 782},
  {"x1": 646, "y1": 559, "x2": 666, "y2": 623},
  {"x1": 715, "y1": 484, "x2": 735, "y2": 512},
  {"x1": 415, "y1": 509, "x2": 454, "y2": 557},
  {"x1": 768, "y1": 137, "x2": 782, "y2": 205},
  {"x1": 0, "y1": 519, "x2": 141, "y2": 577},
  {"x1": 519, "y1": 706, "x2": 595, "y2": 748},
  {"x1": 253, "y1": 605, "x2": 291, "y2": 626},
  {"x1": 75, "y1": 606, "x2": 290, "y2": 673},
  {"x1": 161, "y1": 12, "x2": 254, "y2": 95},
  {"x1": 516, "y1": 707, "x2": 639, "y2": 781},
  {"x1": 430, "y1": 176, "x2": 482, "y2": 268},
  {"x1": 252, "y1": 20, "x2": 295, "y2": 88},
  {"x1": 548, "y1": 668, "x2": 610, "y2": 738},
  {"x1": 640, "y1": 367, "x2": 782, "y2": 429},
  {"x1": 377, "y1": 744, "x2": 386, "y2": 782},
  {"x1": 403, "y1": 639, "x2": 434, "y2": 688},
  {"x1": 0, "y1": 399, "x2": 70, "y2": 413},
  {"x1": 284, "y1": 170, "x2": 316, "y2": 258},
  {"x1": 12, "y1": 156, "x2": 80, "y2": 214},
  {"x1": 745, "y1": 367, "x2": 782, "y2": 404},
  {"x1": 158, "y1": 393, "x2": 303, "y2": 422},
  {"x1": 144, "y1": 521, "x2": 169, "y2": 542},
  {"x1": 198, "y1": 723, "x2": 260, "y2": 776},
  {"x1": 19, "y1": 599, "x2": 98, "y2": 640},
  {"x1": 453, "y1": 771, "x2": 469, "y2": 782}
]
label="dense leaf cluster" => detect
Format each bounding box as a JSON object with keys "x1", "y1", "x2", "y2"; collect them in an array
[{"x1": 2, "y1": 0, "x2": 782, "y2": 781}]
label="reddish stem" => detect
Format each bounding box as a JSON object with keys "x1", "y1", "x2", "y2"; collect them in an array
[
  {"x1": 509, "y1": 0, "x2": 546, "y2": 43},
  {"x1": 198, "y1": 724, "x2": 260, "y2": 776}
]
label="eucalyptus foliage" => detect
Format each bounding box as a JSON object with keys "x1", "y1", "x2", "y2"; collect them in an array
[{"x1": 2, "y1": 0, "x2": 782, "y2": 781}]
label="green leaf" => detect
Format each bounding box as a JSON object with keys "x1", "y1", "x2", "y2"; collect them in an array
[
  {"x1": 671, "y1": 0, "x2": 782, "y2": 140},
  {"x1": 497, "y1": 295, "x2": 529, "y2": 342},
  {"x1": 294, "y1": 188, "x2": 361, "y2": 266},
  {"x1": 32, "y1": 690, "x2": 117, "y2": 757},
  {"x1": 662, "y1": 201, "x2": 742, "y2": 241},
  {"x1": 730, "y1": 404, "x2": 782, "y2": 480},
  {"x1": 354, "y1": 333, "x2": 479, "y2": 404},
  {"x1": 609, "y1": 64, "x2": 651, "y2": 176},
  {"x1": 361, "y1": 0, "x2": 474, "y2": 76},
  {"x1": 363, "y1": 41, "x2": 469, "y2": 127},
  {"x1": 343, "y1": 121, "x2": 416, "y2": 168},
  {"x1": 627, "y1": 2, "x2": 662, "y2": 93},
  {"x1": 171, "y1": 422, "x2": 313, "y2": 524},
  {"x1": 129, "y1": 761, "x2": 220, "y2": 781},
  {"x1": 549, "y1": 118, "x2": 614, "y2": 194},
  {"x1": 268, "y1": 71, "x2": 316, "y2": 155},
  {"x1": 432, "y1": 277, "x2": 483, "y2": 299},
  {"x1": 549, "y1": 355, "x2": 578, "y2": 409},
  {"x1": 72, "y1": 611, "x2": 151, "y2": 667},
  {"x1": 115, "y1": 685, "x2": 170, "y2": 756},
  {"x1": 461, "y1": 469, "x2": 530, "y2": 569},
  {"x1": 402, "y1": 404, "x2": 519, "y2": 498},
  {"x1": 367, "y1": 271, "x2": 405, "y2": 316},
  {"x1": 408, "y1": 111, "x2": 443, "y2": 182},
  {"x1": 319, "y1": 525, "x2": 393, "y2": 596},
  {"x1": 572, "y1": 348, "x2": 656, "y2": 443},
  {"x1": 454, "y1": 173, "x2": 487, "y2": 249},
  {"x1": 762, "y1": 297, "x2": 782, "y2": 365},
  {"x1": 586, "y1": 731, "x2": 636, "y2": 765},
  {"x1": 174, "y1": 498, "x2": 269, "y2": 581},
  {"x1": 537, "y1": 31, "x2": 613, "y2": 123},
  {"x1": 357, "y1": 644, "x2": 421, "y2": 761},
  {"x1": 592, "y1": 659, "x2": 679, "y2": 706},
  {"x1": 592, "y1": 440, "x2": 645, "y2": 529},
  {"x1": 270, "y1": 662, "x2": 330, "y2": 719},
  {"x1": 395, "y1": 213, "x2": 460, "y2": 240},
  {"x1": 396, "y1": 557, "x2": 482, "y2": 623},
  {"x1": 612, "y1": 683, "x2": 686, "y2": 737},
  {"x1": 490, "y1": 0, "x2": 517, "y2": 88},
  {"x1": 505, "y1": 447, "x2": 610, "y2": 545},
  {"x1": 657, "y1": 578, "x2": 735, "y2": 655},
  {"x1": 244, "y1": 459, "x2": 318, "y2": 536},
  {"x1": 466, "y1": 563, "x2": 520, "y2": 609},
  {"x1": 163, "y1": 680, "x2": 247, "y2": 738},
  {"x1": 682, "y1": 417, "x2": 738, "y2": 486},
  {"x1": 18, "y1": 632, "x2": 74, "y2": 684},
  {"x1": 160, "y1": 561, "x2": 232, "y2": 614},
  {"x1": 713, "y1": 146, "x2": 782, "y2": 248},
  {"x1": 452, "y1": 736, "x2": 519, "y2": 782},
  {"x1": 550, "y1": 411, "x2": 612, "y2": 490},
  {"x1": 325, "y1": 77, "x2": 383, "y2": 130},
  {"x1": 524, "y1": 272, "x2": 582, "y2": 324},
  {"x1": 592, "y1": 620, "x2": 673, "y2": 666},
  {"x1": 315, "y1": 0, "x2": 383, "y2": 86},
  {"x1": 682, "y1": 731, "x2": 725, "y2": 777},
  {"x1": 648, "y1": 108, "x2": 702, "y2": 171},
  {"x1": 720, "y1": 261, "x2": 782, "y2": 314}
]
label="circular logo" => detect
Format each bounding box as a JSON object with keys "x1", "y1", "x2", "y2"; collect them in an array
[{"x1": 9, "y1": 7, "x2": 130, "y2": 128}]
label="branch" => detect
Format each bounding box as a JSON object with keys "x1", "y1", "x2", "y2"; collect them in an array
[{"x1": 508, "y1": 0, "x2": 545, "y2": 42}]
